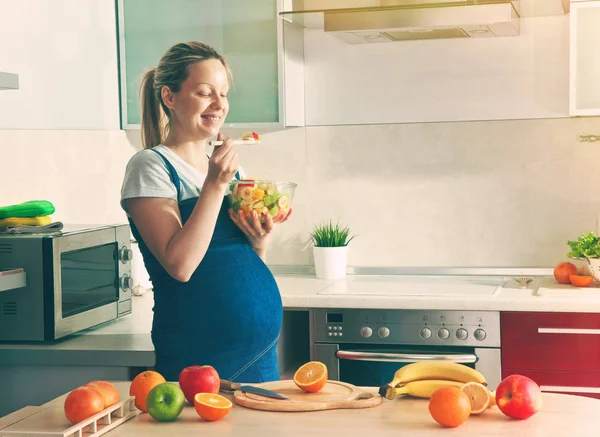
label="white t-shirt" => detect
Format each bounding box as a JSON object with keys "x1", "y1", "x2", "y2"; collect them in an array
[{"x1": 120, "y1": 144, "x2": 245, "y2": 214}]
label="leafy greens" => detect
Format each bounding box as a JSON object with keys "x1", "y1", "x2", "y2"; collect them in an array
[{"x1": 567, "y1": 232, "x2": 600, "y2": 258}]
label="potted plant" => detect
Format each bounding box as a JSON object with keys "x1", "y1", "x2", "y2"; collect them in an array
[
  {"x1": 309, "y1": 221, "x2": 357, "y2": 280},
  {"x1": 567, "y1": 231, "x2": 600, "y2": 281}
]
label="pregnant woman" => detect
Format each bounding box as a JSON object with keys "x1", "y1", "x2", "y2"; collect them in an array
[{"x1": 120, "y1": 41, "x2": 291, "y2": 382}]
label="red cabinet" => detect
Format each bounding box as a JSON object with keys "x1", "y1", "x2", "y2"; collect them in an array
[{"x1": 501, "y1": 312, "x2": 600, "y2": 399}]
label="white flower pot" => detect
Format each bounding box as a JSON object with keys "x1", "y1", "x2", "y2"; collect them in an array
[{"x1": 313, "y1": 246, "x2": 348, "y2": 280}]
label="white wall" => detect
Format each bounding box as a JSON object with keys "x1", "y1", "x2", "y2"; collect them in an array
[
  {"x1": 303, "y1": 15, "x2": 570, "y2": 125},
  {"x1": 1, "y1": 3, "x2": 598, "y2": 272},
  {"x1": 0, "y1": 0, "x2": 120, "y2": 129},
  {"x1": 238, "y1": 117, "x2": 600, "y2": 268}
]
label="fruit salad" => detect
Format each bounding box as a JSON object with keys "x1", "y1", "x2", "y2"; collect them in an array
[
  {"x1": 242, "y1": 131, "x2": 261, "y2": 142},
  {"x1": 228, "y1": 180, "x2": 296, "y2": 223}
]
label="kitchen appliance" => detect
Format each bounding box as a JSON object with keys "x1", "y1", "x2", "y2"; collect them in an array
[
  {"x1": 311, "y1": 308, "x2": 502, "y2": 389},
  {"x1": 280, "y1": 0, "x2": 567, "y2": 43},
  {"x1": 318, "y1": 274, "x2": 507, "y2": 296},
  {"x1": 0, "y1": 224, "x2": 133, "y2": 342}
]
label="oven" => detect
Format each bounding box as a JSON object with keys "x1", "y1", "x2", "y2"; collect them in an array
[{"x1": 311, "y1": 308, "x2": 502, "y2": 390}]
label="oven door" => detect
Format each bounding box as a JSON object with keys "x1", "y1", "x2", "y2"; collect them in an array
[
  {"x1": 313, "y1": 343, "x2": 501, "y2": 388},
  {"x1": 49, "y1": 227, "x2": 130, "y2": 339}
]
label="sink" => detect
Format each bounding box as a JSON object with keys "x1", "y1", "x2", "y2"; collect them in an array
[{"x1": 317, "y1": 275, "x2": 507, "y2": 297}]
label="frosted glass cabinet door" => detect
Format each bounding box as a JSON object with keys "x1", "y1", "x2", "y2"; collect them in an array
[
  {"x1": 117, "y1": 0, "x2": 281, "y2": 128},
  {"x1": 570, "y1": 1, "x2": 600, "y2": 116}
]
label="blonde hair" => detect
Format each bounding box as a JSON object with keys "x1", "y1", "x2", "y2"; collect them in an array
[{"x1": 139, "y1": 41, "x2": 232, "y2": 149}]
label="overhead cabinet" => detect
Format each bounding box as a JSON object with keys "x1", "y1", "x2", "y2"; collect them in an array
[
  {"x1": 570, "y1": 0, "x2": 600, "y2": 116},
  {"x1": 117, "y1": 0, "x2": 304, "y2": 129}
]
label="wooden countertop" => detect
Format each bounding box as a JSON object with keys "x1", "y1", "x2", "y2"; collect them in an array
[{"x1": 4, "y1": 381, "x2": 599, "y2": 437}]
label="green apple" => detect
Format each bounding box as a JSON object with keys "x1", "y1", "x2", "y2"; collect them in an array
[{"x1": 146, "y1": 382, "x2": 185, "y2": 422}]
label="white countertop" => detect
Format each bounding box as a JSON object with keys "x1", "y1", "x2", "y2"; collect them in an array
[{"x1": 277, "y1": 273, "x2": 600, "y2": 313}]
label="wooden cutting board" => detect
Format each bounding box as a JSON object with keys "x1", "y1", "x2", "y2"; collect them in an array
[{"x1": 233, "y1": 380, "x2": 382, "y2": 412}]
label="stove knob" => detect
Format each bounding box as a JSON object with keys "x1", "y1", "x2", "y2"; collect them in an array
[
  {"x1": 360, "y1": 327, "x2": 373, "y2": 338},
  {"x1": 419, "y1": 327, "x2": 432, "y2": 339},
  {"x1": 474, "y1": 328, "x2": 487, "y2": 341},
  {"x1": 438, "y1": 328, "x2": 450, "y2": 340},
  {"x1": 378, "y1": 327, "x2": 390, "y2": 338},
  {"x1": 456, "y1": 328, "x2": 468, "y2": 340}
]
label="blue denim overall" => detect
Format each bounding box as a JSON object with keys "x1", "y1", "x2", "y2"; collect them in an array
[{"x1": 129, "y1": 149, "x2": 283, "y2": 383}]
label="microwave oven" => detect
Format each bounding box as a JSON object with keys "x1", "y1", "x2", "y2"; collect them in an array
[{"x1": 0, "y1": 224, "x2": 133, "y2": 342}]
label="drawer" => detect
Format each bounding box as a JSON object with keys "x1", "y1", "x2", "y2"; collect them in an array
[
  {"x1": 501, "y1": 312, "x2": 600, "y2": 371},
  {"x1": 502, "y1": 368, "x2": 600, "y2": 400}
]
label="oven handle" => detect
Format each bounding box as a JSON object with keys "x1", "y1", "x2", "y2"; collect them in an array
[{"x1": 336, "y1": 350, "x2": 478, "y2": 363}]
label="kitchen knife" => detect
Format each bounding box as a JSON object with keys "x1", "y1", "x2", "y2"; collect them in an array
[{"x1": 220, "y1": 379, "x2": 288, "y2": 400}]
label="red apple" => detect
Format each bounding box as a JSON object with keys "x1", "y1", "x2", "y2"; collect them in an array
[
  {"x1": 178, "y1": 365, "x2": 220, "y2": 404},
  {"x1": 496, "y1": 374, "x2": 543, "y2": 420}
]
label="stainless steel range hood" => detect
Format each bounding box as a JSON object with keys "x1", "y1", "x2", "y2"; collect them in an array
[
  {"x1": 280, "y1": 0, "x2": 568, "y2": 43},
  {"x1": 0, "y1": 71, "x2": 19, "y2": 90}
]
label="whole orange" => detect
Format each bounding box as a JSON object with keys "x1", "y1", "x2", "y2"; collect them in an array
[
  {"x1": 428, "y1": 386, "x2": 472, "y2": 428},
  {"x1": 84, "y1": 381, "x2": 120, "y2": 408},
  {"x1": 129, "y1": 370, "x2": 166, "y2": 412},
  {"x1": 554, "y1": 262, "x2": 578, "y2": 284},
  {"x1": 64, "y1": 386, "x2": 105, "y2": 424}
]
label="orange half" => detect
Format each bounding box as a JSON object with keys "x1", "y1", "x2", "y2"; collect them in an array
[
  {"x1": 293, "y1": 361, "x2": 328, "y2": 393},
  {"x1": 460, "y1": 382, "x2": 491, "y2": 414},
  {"x1": 194, "y1": 393, "x2": 232, "y2": 421}
]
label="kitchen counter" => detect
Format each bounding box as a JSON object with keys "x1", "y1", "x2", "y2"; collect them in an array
[
  {"x1": 2, "y1": 271, "x2": 600, "y2": 367},
  {"x1": 278, "y1": 271, "x2": 600, "y2": 313},
  {"x1": 1, "y1": 381, "x2": 599, "y2": 437}
]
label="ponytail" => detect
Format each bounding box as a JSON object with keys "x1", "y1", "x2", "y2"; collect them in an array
[{"x1": 139, "y1": 68, "x2": 164, "y2": 149}]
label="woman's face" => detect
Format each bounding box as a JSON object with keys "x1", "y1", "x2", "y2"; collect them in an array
[{"x1": 166, "y1": 59, "x2": 230, "y2": 139}]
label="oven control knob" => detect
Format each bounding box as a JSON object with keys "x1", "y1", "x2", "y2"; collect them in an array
[
  {"x1": 474, "y1": 328, "x2": 487, "y2": 341},
  {"x1": 456, "y1": 328, "x2": 468, "y2": 340},
  {"x1": 378, "y1": 327, "x2": 390, "y2": 338},
  {"x1": 360, "y1": 327, "x2": 373, "y2": 338},
  {"x1": 419, "y1": 327, "x2": 432, "y2": 339},
  {"x1": 438, "y1": 328, "x2": 450, "y2": 340},
  {"x1": 120, "y1": 274, "x2": 134, "y2": 291},
  {"x1": 119, "y1": 247, "x2": 133, "y2": 264}
]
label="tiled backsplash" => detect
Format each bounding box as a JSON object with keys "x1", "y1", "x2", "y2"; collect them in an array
[{"x1": 1, "y1": 116, "x2": 599, "y2": 268}]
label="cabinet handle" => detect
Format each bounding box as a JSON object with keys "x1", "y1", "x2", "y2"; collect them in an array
[
  {"x1": 538, "y1": 328, "x2": 600, "y2": 335},
  {"x1": 336, "y1": 350, "x2": 477, "y2": 363},
  {"x1": 540, "y1": 385, "x2": 600, "y2": 394}
]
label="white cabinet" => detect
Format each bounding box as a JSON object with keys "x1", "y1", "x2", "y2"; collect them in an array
[
  {"x1": 117, "y1": 0, "x2": 304, "y2": 129},
  {"x1": 570, "y1": 1, "x2": 600, "y2": 116},
  {"x1": 0, "y1": 0, "x2": 120, "y2": 130}
]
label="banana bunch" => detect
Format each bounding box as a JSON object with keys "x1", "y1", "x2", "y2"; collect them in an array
[
  {"x1": 378, "y1": 361, "x2": 488, "y2": 400},
  {"x1": 391, "y1": 380, "x2": 465, "y2": 399}
]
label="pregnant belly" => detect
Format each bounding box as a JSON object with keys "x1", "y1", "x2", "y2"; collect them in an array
[{"x1": 154, "y1": 245, "x2": 283, "y2": 345}]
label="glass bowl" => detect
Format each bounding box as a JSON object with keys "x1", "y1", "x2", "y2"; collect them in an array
[{"x1": 227, "y1": 180, "x2": 297, "y2": 224}]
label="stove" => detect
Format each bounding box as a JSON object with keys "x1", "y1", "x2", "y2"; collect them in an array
[{"x1": 318, "y1": 274, "x2": 507, "y2": 296}]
